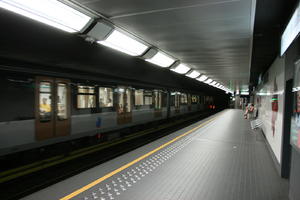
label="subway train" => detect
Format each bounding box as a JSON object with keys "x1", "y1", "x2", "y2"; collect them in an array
[{"x1": 0, "y1": 69, "x2": 222, "y2": 157}]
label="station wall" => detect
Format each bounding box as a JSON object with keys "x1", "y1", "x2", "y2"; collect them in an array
[{"x1": 256, "y1": 57, "x2": 285, "y2": 164}]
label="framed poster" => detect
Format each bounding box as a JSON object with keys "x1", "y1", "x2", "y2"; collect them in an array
[{"x1": 291, "y1": 60, "x2": 300, "y2": 152}]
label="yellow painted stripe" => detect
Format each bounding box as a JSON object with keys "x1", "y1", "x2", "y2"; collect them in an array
[{"x1": 60, "y1": 115, "x2": 219, "y2": 200}]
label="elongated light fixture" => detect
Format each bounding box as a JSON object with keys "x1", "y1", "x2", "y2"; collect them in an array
[
  {"x1": 210, "y1": 81, "x2": 216, "y2": 85},
  {"x1": 186, "y1": 70, "x2": 200, "y2": 78},
  {"x1": 98, "y1": 30, "x2": 148, "y2": 56},
  {"x1": 205, "y1": 79, "x2": 213, "y2": 84},
  {"x1": 146, "y1": 51, "x2": 175, "y2": 67},
  {"x1": 0, "y1": 0, "x2": 92, "y2": 33},
  {"x1": 171, "y1": 64, "x2": 190, "y2": 74},
  {"x1": 197, "y1": 75, "x2": 208, "y2": 82}
]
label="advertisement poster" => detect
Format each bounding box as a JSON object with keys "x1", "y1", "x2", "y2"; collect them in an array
[{"x1": 291, "y1": 61, "x2": 300, "y2": 152}]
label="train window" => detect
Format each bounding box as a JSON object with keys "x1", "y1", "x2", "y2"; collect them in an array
[
  {"x1": 126, "y1": 89, "x2": 132, "y2": 112},
  {"x1": 77, "y1": 86, "x2": 96, "y2": 109},
  {"x1": 154, "y1": 91, "x2": 162, "y2": 109},
  {"x1": 118, "y1": 88, "x2": 125, "y2": 113},
  {"x1": 99, "y1": 87, "x2": 113, "y2": 107},
  {"x1": 144, "y1": 90, "x2": 153, "y2": 105},
  {"x1": 192, "y1": 95, "x2": 198, "y2": 104},
  {"x1": 117, "y1": 88, "x2": 132, "y2": 113},
  {"x1": 39, "y1": 82, "x2": 52, "y2": 122},
  {"x1": 180, "y1": 93, "x2": 188, "y2": 104},
  {"x1": 78, "y1": 86, "x2": 94, "y2": 93},
  {"x1": 135, "y1": 89, "x2": 144, "y2": 106},
  {"x1": 57, "y1": 83, "x2": 67, "y2": 120}
]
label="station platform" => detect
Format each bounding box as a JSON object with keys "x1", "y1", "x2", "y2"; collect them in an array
[{"x1": 22, "y1": 109, "x2": 288, "y2": 200}]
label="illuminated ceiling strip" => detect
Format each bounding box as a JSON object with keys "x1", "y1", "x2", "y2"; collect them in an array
[
  {"x1": 186, "y1": 70, "x2": 201, "y2": 79},
  {"x1": 146, "y1": 51, "x2": 175, "y2": 68},
  {"x1": 171, "y1": 64, "x2": 191, "y2": 74},
  {"x1": 98, "y1": 30, "x2": 149, "y2": 56},
  {"x1": 0, "y1": 0, "x2": 92, "y2": 33},
  {"x1": 197, "y1": 75, "x2": 208, "y2": 82},
  {"x1": 205, "y1": 79, "x2": 213, "y2": 84},
  {"x1": 281, "y1": 2, "x2": 300, "y2": 56}
]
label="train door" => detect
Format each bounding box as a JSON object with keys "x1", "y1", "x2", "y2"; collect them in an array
[
  {"x1": 35, "y1": 77, "x2": 71, "y2": 140},
  {"x1": 154, "y1": 90, "x2": 162, "y2": 117},
  {"x1": 117, "y1": 87, "x2": 132, "y2": 124}
]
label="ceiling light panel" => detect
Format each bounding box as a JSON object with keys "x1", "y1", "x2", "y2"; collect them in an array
[
  {"x1": 186, "y1": 70, "x2": 201, "y2": 79},
  {"x1": 205, "y1": 79, "x2": 213, "y2": 84},
  {"x1": 197, "y1": 75, "x2": 208, "y2": 82},
  {"x1": 171, "y1": 64, "x2": 190, "y2": 74},
  {"x1": 0, "y1": 0, "x2": 92, "y2": 33},
  {"x1": 210, "y1": 81, "x2": 216, "y2": 85},
  {"x1": 98, "y1": 30, "x2": 149, "y2": 56},
  {"x1": 146, "y1": 51, "x2": 175, "y2": 68}
]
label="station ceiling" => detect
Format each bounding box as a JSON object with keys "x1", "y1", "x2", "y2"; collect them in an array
[
  {"x1": 75, "y1": 0, "x2": 255, "y2": 92},
  {"x1": 0, "y1": 0, "x2": 296, "y2": 92}
]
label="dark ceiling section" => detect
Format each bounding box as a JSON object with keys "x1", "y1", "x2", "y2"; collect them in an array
[
  {"x1": 250, "y1": 0, "x2": 298, "y2": 87},
  {"x1": 0, "y1": 8, "x2": 222, "y2": 95}
]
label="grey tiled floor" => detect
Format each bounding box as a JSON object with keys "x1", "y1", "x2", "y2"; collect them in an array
[{"x1": 23, "y1": 109, "x2": 289, "y2": 200}]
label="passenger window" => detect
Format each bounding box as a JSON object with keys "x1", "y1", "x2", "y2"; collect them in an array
[
  {"x1": 126, "y1": 89, "x2": 132, "y2": 112},
  {"x1": 192, "y1": 95, "x2": 198, "y2": 104},
  {"x1": 135, "y1": 89, "x2": 144, "y2": 106},
  {"x1": 171, "y1": 92, "x2": 180, "y2": 108},
  {"x1": 171, "y1": 93, "x2": 175, "y2": 106},
  {"x1": 144, "y1": 90, "x2": 153, "y2": 105},
  {"x1": 180, "y1": 93, "x2": 187, "y2": 104},
  {"x1": 77, "y1": 86, "x2": 96, "y2": 109},
  {"x1": 117, "y1": 88, "x2": 125, "y2": 113},
  {"x1": 154, "y1": 91, "x2": 162, "y2": 109},
  {"x1": 99, "y1": 87, "x2": 113, "y2": 107},
  {"x1": 57, "y1": 83, "x2": 68, "y2": 120},
  {"x1": 39, "y1": 82, "x2": 52, "y2": 122}
]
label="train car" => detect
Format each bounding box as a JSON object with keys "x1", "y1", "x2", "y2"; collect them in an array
[{"x1": 0, "y1": 70, "x2": 217, "y2": 157}]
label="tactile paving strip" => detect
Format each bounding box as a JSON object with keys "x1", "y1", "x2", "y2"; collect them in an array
[{"x1": 72, "y1": 133, "x2": 196, "y2": 200}]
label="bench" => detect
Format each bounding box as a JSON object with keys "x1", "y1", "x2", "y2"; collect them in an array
[{"x1": 250, "y1": 119, "x2": 262, "y2": 130}]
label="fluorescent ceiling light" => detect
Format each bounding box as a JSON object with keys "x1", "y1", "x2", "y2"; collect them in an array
[
  {"x1": 205, "y1": 79, "x2": 213, "y2": 84},
  {"x1": 0, "y1": 0, "x2": 92, "y2": 33},
  {"x1": 210, "y1": 81, "x2": 216, "y2": 85},
  {"x1": 197, "y1": 75, "x2": 208, "y2": 82},
  {"x1": 98, "y1": 30, "x2": 148, "y2": 56},
  {"x1": 146, "y1": 52, "x2": 175, "y2": 68},
  {"x1": 171, "y1": 64, "x2": 190, "y2": 74},
  {"x1": 281, "y1": 2, "x2": 300, "y2": 55},
  {"x1": 186, "y1": 70, "x2": 200, "y2": 78},
  {"x1": 241, "y1": 91, "x2": 249, "y2": 95}
]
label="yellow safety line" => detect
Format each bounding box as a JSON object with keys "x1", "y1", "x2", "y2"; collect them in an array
[{"x1": 60, "y1": 114, "x2": 220, "y2": 200}]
